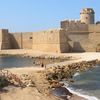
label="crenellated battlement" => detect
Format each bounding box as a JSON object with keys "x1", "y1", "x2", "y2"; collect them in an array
[
  {"x1": 61, "y1": 19, "x2": 84, "y2": 26},
  {"x1": 61, "y1": 20, "x2": 88, "y2": 32},
  {"x1": 80, "y1": 8, "x2": 95, "y2": 14}
]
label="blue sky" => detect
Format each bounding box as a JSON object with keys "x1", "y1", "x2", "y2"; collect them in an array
[{"x1": 0, "y1": 0, "x2": 99, "y2": 32}]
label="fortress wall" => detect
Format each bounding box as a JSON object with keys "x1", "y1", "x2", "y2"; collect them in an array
[
  {"x1": 88, "y1": 24, "x2": 100, "y2": 51},
  {"x1": 68, "y1": 32, "x2": 89, "y2": 42},
  {"x1": 89, "y1": 32, "x2": 100, "y2": 51},
  {"x1": 70, "y1": 41, "x2": 95, "y2": 52},
  {"x1": 64, "y1": 24, "x2": 100, "y2": 52},
  {"x1": 89, "y1": 32, "x2": 100, "y2": 43},
  {"x1": 59, "y1": 29, "x2": 69, "y2": 52},
  {"x1": 32, "y1": 29, "x2": 69, "y2": 53},
  {"x1": 77, "y1": 42, "x2": 96, "y2": 52},
  {"x1": 67, "y1": 32, "x2": 94, "y2": 52},
  {"x1": 10, "y1": 32, "x2": 33, "y2": 49},
  {"x1": 0, "y1": 30, "x2": 2, "y2": 43},
  {"x1": 88, "y1": 24, "x2": 100, "y2": 32},
  {"x1": 21, "y1": 32, "x2": 33, "y2": 49},
  {"x1": 32, "y1": 30, "x2": 60, "y2": 53},
  {"x1": 10, "y1": 33, "x2": 22, "y2": 49},
  {"x1": 61, "y1": 21, "x2": 100, "y2": 52},
  {"x1": 61, "y1": 20, "x2": 88, "y2": 32},
  {"x1": 0, "y1": 29, "x2": 11, "y2": 49}
]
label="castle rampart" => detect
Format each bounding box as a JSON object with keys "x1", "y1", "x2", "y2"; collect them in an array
[
  {"x1": 32, "y1": 29, "x2": 69, "y2": 53},
  {"x1": 0, "y1": 8, "x2": 100, "y2": 53},
  {"x1": 61, "y1": 20, "x2": 88, "y2": 32},
  {"x1": 10, "y1": 32, "x2": 33, "y2": 49}
]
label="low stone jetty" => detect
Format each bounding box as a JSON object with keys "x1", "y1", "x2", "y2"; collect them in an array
[{"x1": 45, "y1": 59, "x2": 99, "y2": 87}]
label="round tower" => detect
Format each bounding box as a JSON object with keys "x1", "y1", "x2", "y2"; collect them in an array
[{"x1": 80, "y1": 8, "x2": 95, "y2": 24}]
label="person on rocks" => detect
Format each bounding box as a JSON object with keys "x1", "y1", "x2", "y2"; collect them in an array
[
  {"x1": 41, "y1": 62, "x2": 44, "y2": 67},
  {"x1": 41, "y1": 62, "x2": 47, "y2": 69}
]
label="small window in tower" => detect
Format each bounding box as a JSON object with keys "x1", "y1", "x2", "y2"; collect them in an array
[
  {"x1": 30, "y1": 37, "x2": 33, "y2": 39},
  {"x1": 86, "y1": 17, "x2": 88, "y2": 19}
]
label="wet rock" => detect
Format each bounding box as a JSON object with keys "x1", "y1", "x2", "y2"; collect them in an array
[
  {"x1": 46, "y1": 59, "x2": 98, "y2": 83},
  {"x1": 69, "y1": 79, "x2": 75, "y2": 83},
  {"x1": 20, "y1": 74, "x2": 35, "y2": 87},
  {"x1": 50, "y1": 87, "x2": 73, "y2": 100},
  {"x1": 49, "y1": 80, "x2": 64, "y2": 88}
]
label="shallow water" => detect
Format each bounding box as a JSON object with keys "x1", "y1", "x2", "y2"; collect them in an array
[
  {"x1": 0, "y1": 56, "x2": 66, "y2": 68},
  {"x1": 0, "y1": 56, "x2": 34, "y2": 68},
  {"x1": 68, "y1": 65, "x2": 100, "y2": 99}
]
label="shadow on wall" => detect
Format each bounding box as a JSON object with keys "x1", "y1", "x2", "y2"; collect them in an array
[
  {"x1": 72, "y1": 42, "x2": 85, "y2": 52},
  {"x1": 68, "y1": 44, "x2": 73, "y2": 53},
  {"x1": 9, "y1": 34, "x2": 21, "y2": 49},
  {"x1": 96, "y1": 43, "x2": 100, "y2": 52},
  {"x1": 60, "y1": 43, "x2": 70, "y2": 53}
]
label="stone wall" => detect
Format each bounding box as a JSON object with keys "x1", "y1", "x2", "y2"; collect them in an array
[
  {"x1": 2, "y1": 23, "x2": 100, "y2": 53},
  {"x1": 67, "y1": 32, "x2": 90, "y2": 52},
  {"x1": 0, "y1": 29, "x2": 11, "y2": 49},
  {"x1": 60, "y1": 20, "x2": 100, "y2": 52},
  {"x1": 10, "y1": 32, "x2": 33, "y2": 49},
  {"x1": 10, "y1": 33, "x2": 22, "y2": 49},
  {"x1": 61, "y1": 20, "x2": 88, "y2": 32},
  {"x1": 88, "y1": 24, "x2": 100, "y2": 32},
  {"x1": 89, "y1": 32, "x2": 100, "y2": 52},
  {"x1": 9, "y1": 29, "x2": 69, "y2": 53},
  {"x1": 22, "y1": 32, "x2": 33, "y2": 49},
  {"x1": 32, "y1": 29, "x2": 69, "y2": 53}
]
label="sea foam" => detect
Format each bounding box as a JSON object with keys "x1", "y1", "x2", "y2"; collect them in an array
[
  {"x1": 73, "y1": 72, "x2": 80, "y2": 77},
  {"x1": 64, "y1": 83, "x2": 99, "y2": 100}
]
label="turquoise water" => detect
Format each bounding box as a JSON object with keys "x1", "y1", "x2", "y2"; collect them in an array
[{"x1": 68, "y1": 65, "x2": 100, "y2": 99}]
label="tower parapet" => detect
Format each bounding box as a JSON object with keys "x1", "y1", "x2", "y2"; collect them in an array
[{"x1": 80, "y1": 8, "x2": 95, "y2": 24}]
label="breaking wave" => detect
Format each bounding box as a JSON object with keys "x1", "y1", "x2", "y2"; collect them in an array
[
  {"x1": 73, "y1": 72, "x2": 80, "y2": 77},
  {"x1": 66, "y1": 86, "x2": 99, "y2": 100}
]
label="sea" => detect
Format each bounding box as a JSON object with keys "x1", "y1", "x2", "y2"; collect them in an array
[
  {"x1": 0, "y1": 56, "x2": 34, "y2": 68},
  {"x1": 66, "y1": 65, "x2": 100, "y2": 100}
]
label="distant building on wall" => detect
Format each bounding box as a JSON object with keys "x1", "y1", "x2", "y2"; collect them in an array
[{"x1": 1, "y1": 8, "x2": 100, "y2": 53}]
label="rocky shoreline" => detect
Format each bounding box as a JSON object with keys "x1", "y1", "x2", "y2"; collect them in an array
[
  {"x1": 44, "y1": 59, "x2": 99, "y2": 100},
  {"x1": 46, "y1": 59, "x2": 99, "y2": 81},
  {"x1": 0, "y1": 59, "x2": 99, "y2": 100}
]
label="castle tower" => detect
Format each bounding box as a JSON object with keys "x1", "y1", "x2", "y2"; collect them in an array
[
  {"x1": 80, "y1": 8, "x2": 95, "y2": 24},
  {"x1": 0, "y1": 29, "x2": 11, "y2": 49}
]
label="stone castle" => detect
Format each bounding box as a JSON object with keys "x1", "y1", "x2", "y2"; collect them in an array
[{"x1": 1, "y1": 8, "x2": 100, "y2": 53}]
